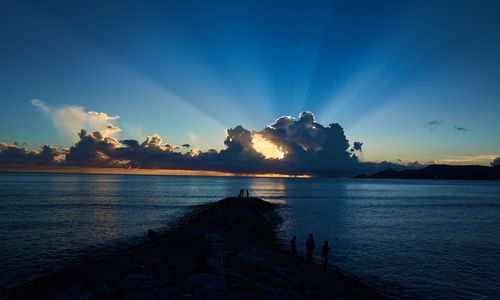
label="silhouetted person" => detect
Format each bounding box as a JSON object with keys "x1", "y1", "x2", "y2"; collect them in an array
[
  {"x1": 246, "y1": 189, "x2": 249, "y2": 197},
  {"x1": 290, "y1": 236, "x2": 297, "y2": 256},
  {"x1": 238, "y1": 189, "x2": 244, "y2": 197},
  {"x1": 322, "y1": 241, "x2": 330, "y2": 267},
  {"x1": 306, "y1": 233, "x2": 315, "y2": 262}
]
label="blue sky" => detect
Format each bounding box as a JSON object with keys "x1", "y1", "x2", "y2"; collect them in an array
[{"x1": 1, "y1": 0, "x2": 500, "y2": 165}]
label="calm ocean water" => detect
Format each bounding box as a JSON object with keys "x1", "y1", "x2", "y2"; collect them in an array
[{"x1": 0, "y1": 173, "x2": 499, "y2": 299}]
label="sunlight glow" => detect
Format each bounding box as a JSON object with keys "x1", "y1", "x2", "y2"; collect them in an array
[
  {"x1": 251, "y1": 133, "x2": 285, "y2": 159},
  {"x1": 188, "y1": 149, "x2": 202, "y2": 157},
  {"x1": 0, "y1": 166, "x2": 311, "y2": 178}
]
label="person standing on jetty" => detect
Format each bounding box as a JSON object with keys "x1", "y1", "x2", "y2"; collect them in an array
[
  {"x1": 306, "y1": 233, "x2": 315, "y2": 262},
  {"x1": 290, "y1": 236, "x2": 297, "y2": 256},
  {"x1": 238, "y1": 189, "x2": 244, "y2": 197},
  {"x1": 322, "y1": 241, "x2": 330, "y2": 268},
  {"x1": 246, "y1": 189, "x2": 249, "y2": 197}
]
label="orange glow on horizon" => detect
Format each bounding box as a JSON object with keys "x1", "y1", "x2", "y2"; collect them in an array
[{"x1": 0, "y1": 166, "x2": 312, "y2": 178}]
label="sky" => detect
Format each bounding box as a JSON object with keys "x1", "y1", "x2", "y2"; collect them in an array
[{"x1": 1, "y1": 0, "x2": 500, "y2": 173}]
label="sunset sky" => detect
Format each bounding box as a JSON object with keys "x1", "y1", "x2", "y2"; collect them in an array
[{"x1": 1, "y1": 0, "x2": 500, "y2": 172}]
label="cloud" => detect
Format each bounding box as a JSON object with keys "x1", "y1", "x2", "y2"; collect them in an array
[
  {"x1": 64, "y1": 129, "x2": 186, "y2": 169},
  {"x1": 435, "y1": 154, "x2": 499, "y2": 165},
  {"x1": 393, "y1": 159, "x2": 426, "y2": 168},
  {"x1": 0, "y1": 142, "x2": 64, "y2": 165},
  {"x1": 5, "y1": 110, "x2": 457, "y2": 176},
  {"x1": 492, "y1": 157, "x2": 500, "y2": 167},
  {"x1": 425, "y1": 120, "x2": 443, "y2": 126},
  {"x1": 352, "y1": 141, "x2": 363, "y2": 152},
  {"x1": 451, "y1": 125, "x2": 468, "y2": 132},
  {"x1": 425, "y1": 119, "x2": 443, "y2": 131},
  {"x1": 31, "y1": 99, "x2": 121, "y2": 140},
  {"x1": 64, "y1": 129, "x2": 123, "y2": 167},
  {"x1": 48, "y1": 111, "x2": 365, "y2": 175},
  {"x1": 254, "y1": 111, "x2": 359, "y2": 175},
  {"x1": 31, "y1": 99, "x2": 50, "y2": 113}
]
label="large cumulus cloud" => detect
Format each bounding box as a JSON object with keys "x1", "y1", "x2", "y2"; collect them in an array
[
  {"x1": 1, "y1": 111, "x2": 409, "y2": 176},
  {"x1": 256, "y1": 111, "x2": 360, "y2": 175}
]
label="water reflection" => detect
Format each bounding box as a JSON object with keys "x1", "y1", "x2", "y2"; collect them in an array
[
  {"x1": 249, "y1": 177, "x2": 287, "y2": 203},
  {"x1": 1, "y1": 174, "x2": 500, "y2": 299}
]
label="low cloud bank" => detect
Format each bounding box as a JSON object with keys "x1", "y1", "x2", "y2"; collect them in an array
[
  {"x1": 1, "y1": 112, "x2": 416, "y2": 177},
  {"x1": 0, "y1": 142, "x2": 65, "y2": 165}
]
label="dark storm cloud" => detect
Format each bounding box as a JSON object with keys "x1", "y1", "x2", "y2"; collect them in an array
[
  {"x1": 0, "y1": 142, "x2": 64, "y2": 165},
  {"x1": 1, "y1": 111, "x2": 422, "y2": 176}
]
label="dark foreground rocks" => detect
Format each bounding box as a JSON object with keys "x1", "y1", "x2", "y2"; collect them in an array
[{"x1": 4, "y1": 197, "x2": 390, "y2": 299}]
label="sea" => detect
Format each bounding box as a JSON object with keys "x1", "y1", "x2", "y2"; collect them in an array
[{"x1": 0, "y1": 172, "x2": 499, "y2": 299}]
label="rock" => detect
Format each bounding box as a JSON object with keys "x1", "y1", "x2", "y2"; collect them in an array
[
  {"x1": 147, "y1": 229, "x2": 158, "y2": 241},
  {"x1": 92, "y1": 287, "x2": 123, "y2": 300},
  {"x1": 186, "y1": 273, "x2": 229, "y2": 299}
]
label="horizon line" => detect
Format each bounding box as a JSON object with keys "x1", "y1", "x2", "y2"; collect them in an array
[{"x1": 0, "y1": 166, "x2": 313, "y2": 179}]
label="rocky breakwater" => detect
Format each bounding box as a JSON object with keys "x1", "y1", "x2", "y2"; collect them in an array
[{"x1": 4, "y1": 197, "x2": 390, "y2": 299}]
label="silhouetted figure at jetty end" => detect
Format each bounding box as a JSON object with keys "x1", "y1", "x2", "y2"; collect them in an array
[
  {"x1": 238, "y1": 189, "x2": 250, "y2": 197},
  {"x1": 290, "y1": 236, "x2": 297, "y2": 256},
  {"x1": 322, "y1": 241, "x2": 330, "y2": 267},
  {"x1": 306, "y1": 233, "x2": 315, "y2": 262}
]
